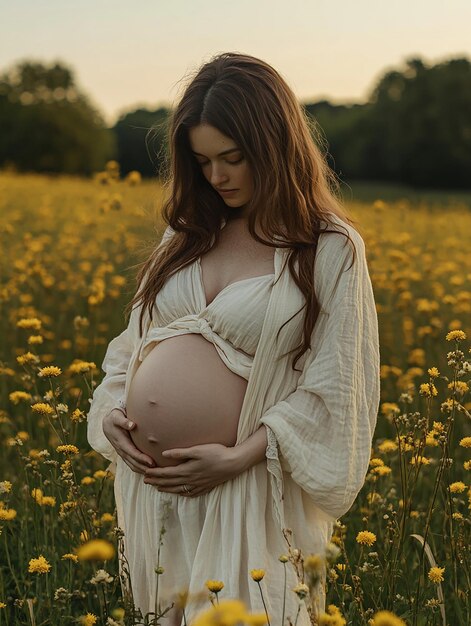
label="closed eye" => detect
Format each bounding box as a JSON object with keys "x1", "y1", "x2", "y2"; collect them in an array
[{"x1": 198, "y1": 156, "x2": 244, "y2": 166}]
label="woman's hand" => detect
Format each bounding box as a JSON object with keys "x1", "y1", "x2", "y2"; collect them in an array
[
  {"x1": 103, "y1": 409, "x2": 156, "y2": 474},
  {"x1": 143, "y1": 443, "x2": 241, "y2": 497}
]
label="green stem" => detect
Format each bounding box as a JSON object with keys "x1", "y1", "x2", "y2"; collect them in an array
[
  {"x1": 281, "y1": 563, "x2": 287, "y2": 626},
  {"x1": 256, "y1": 581, "x2": 271, "y2": 626}
]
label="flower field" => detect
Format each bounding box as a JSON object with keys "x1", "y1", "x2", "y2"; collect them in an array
[{"x1": 0, "y1": 168, "x2": 470, "y2": 625}]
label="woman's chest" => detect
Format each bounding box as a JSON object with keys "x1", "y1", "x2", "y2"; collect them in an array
[{"x1": 200, "y1": 227, "x2": 276, "y2": 306}]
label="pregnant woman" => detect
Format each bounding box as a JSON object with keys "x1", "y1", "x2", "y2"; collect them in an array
[{"x1": 87, "y1": 52, "x2": 380, "y2": 625}]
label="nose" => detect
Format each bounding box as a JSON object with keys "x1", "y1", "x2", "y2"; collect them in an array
[{"x1": 209, "y1": 163, "x2": 229, "y2": 187}]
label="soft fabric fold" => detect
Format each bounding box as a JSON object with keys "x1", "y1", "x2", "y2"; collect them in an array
[{"x1": 259, "y1": 228, "x2": 380, "y2": 520}]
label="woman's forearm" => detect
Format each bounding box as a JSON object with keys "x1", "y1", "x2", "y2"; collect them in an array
[{"x1": 229, "y1": 425, "x2": 268, "y2": 474}]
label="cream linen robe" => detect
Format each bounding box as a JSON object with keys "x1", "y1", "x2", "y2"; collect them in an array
[{"x1": 86, "y1": 213, "x2": 380, "y2": 624}]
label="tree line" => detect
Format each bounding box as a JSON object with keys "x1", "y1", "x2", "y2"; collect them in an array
[{"x1": 0, "y1": 56, "x2": 470, "y2": 189}]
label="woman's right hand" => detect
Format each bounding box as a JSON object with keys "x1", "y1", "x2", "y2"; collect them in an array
[{"x1": 103, "y1": 409, "x2": 156, "y2": 473}]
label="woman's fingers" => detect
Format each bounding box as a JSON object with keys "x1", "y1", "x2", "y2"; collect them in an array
[
  {"x1": 108, "y1": 411, "x2": 156, "y2": 471},
  {"x1": 123, "y1": 458, "x2": 146, "y2": 474},
  {"x1": 120, "y1": 436, "x2": 155, "y2": 469}
]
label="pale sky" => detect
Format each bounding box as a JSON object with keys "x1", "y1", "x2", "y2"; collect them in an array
[{"x1": 1, "y1": 0, "x2": 470, "y2": 127}]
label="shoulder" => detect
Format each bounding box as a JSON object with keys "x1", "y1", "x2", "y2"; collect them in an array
[
  {"x1": 316, "y1": 213, "x2": 366, "y2": 263},
  {"x1": 313, "y1": 214, "x2": 369, "y2": 305}
]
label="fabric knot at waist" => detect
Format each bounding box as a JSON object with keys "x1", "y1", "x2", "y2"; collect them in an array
[{"x1": 137, "y1": 313, "x2": 253, "y2": 380}]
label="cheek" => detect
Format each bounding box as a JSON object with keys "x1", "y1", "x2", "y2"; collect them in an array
[{"x1": 241, "y1": 168, "x2": 254, "y2": 190}]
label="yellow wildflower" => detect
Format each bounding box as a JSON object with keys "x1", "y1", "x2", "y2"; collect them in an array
[
  {"x1": 464, "y1": 461, "x2": 471, "y2": 471},
  {"x1": 0, "y1": 481, "x2": 12, "y2": 494},
  {"x1": 449, "y1": 481, "x2": 466, "y2": 493},
  {"x1": 250, "y1": 569, "x2": 265, "y2": 582},
  {"x1": 27, "y1": 335, "x2": 43, "y2": 345},
  {"x1": 459, "y1": 437, "x2": 471, "y2": 448},
  {"x1": 0, "y1": 507, "x2": 17, "y2": 521},
  {"x1": 56, "y1": 444, "x2": 79, "y2": 455},
  {"x1": 0, "y1": 602, "x2": 6, "y2": 608},
  {"x1": 94, "y1": 470, "x2": 109, "y2": 479},
  {"x1": 397, "y1": 435, "x2": 414, "y2": 452},
  {"x1": 100, "y1": 513, "x2": 115, "y2": 523},
  {"x1": 448, "y1": 381, "x2": 469, "y2": 395},
  {"x1": 380, "y1": 403, "x2": 400, "y2": 416},
  {"x1": 59, "y1": 501, "x2": 77, "y2": 518},
  {"x1": 68, "y1": 360, "x2": 96, "y2": 374},
  {"x1": 445, "y1": 330, "x2": 466, "y2": 341},
  {"x1": 369, "y1": 458, "x2": 384, "y2": 467},
  {"x1": 31, "y1": 403, "x2": 55, "y2": 416},
  {"x1": 16, "y1": 352, "x2": 40, "y2": 365},
  {"x1": 28, "y1": 555, "x2": 51, "y2": 574},
  {"x1": 419, "y1": 383, "x2": 438, "y2": 397},
  {"x1": 9, "y1": 391, "x2": 33, "y2": 404},
  {"x1": 17, "y1": 318, "x2": 42, "y2": 330},
  {"x1": 192, "y1": 599, "x2": 248, "y2": 626},
  {"x1": 76, "y1": 539, "x2": 115, "y2": 561},
  {"x1": 205, "y1": 579, "x2": 224, "y2": 592},
  {"x1": 31, "y1": 488, "x2": 44, "y2": 504},
  {"x1": 371, "y1": 610, "x2": 406, "y2": 625},
  {"x1": 441, "y1": 398, "x2": 455, "y2": 413},
  {"x1": 356, "y1": 531, "x2": 376, "y2": 547},
  {"x1": 70, "y1": 408, "x2": 85, "y2": 422},
  {"x1": 41, "y1": 496, "x2": 56, "y2": 507},
  {"x1": 428, "y1": 566, "x2": 445, "y2": 583},
  {"x1": 61, "y1": 553, "x2": 79, "y2": 562},
  {"x1": 81, "y1": 614, "x2": 97, "y2": 626},
  {"x1": 318, "y1": 604, "x2": 346, "y2": 625},
  {"x1": 427, "y1": 367, "x2": 440, "y2": 378},
  {"x1": 410, "y1": 456, "x2": 431, "y2": 466},
  {"x1": 81, "y1": 476, "x2": 96, "y2": 485},
  {"x1": 425, "y1": 433, "x2": 439, "y2": 447},
  {"x1": 38, "y1": 366, "x2": 62, "y2": 378},
  {"x1": 452, "y1": 512, "x2": 464, "y2": 520},
  {"x1": 377, "y1": 439, "x2": 397, "y2": 453},
  {"x1": 372, "y1": 465, "x2": 392, "y2": 476}
]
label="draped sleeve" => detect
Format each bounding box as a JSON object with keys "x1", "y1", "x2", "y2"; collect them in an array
[
  {"x1": 259, "y1": 226, "x2": 380, "y2": 521},
  {"x1": 86, "y1": 225, "x2": 175, "y2": 466}
]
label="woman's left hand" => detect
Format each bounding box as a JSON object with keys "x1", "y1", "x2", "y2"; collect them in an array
[{"x1": 143, "y1": 443, "x2": 241, "y2": 497}]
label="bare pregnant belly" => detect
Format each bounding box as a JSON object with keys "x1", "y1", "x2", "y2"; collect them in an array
[{"x1": 126, "y1": 334, "x2": 248, "y2": 467}]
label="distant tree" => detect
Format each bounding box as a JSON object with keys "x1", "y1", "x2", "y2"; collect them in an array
[
  {"x1": 305, "y1": 56, "x2": 471, "y2": 189},
  {"x1": 362, "y1": 56, "x2": 471, "y2": 188},
  {"x1": 0, "y1": 60, "x2": 115, "y2": 176},
  {"x1": 112, "y1": 107, "x2": 170, "y2": 178}
]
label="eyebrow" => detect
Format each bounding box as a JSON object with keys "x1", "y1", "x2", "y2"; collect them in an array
[{"x1": 191, "y1": 148, "x2": 241, "y2": 157}]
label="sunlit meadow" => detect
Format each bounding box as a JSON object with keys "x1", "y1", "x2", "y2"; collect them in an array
[{"x1": 0, "y1": 164, "x2": 470, "y2": 626}]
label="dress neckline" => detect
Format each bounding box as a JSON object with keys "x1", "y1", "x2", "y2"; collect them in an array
[
  {"x1": 196, "y1": 258, "x2": 275, "y2": 308},
  {"x1": 196, "y1": 215, "x2": 280, "y2": 308}
]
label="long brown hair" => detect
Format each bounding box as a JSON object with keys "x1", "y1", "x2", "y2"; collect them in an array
[{"x1": 125, "y1": 51, "x2": 358, "y2": 372}]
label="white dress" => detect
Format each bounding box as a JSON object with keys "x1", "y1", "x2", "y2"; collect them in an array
[{"x1": 87, "y1": 214, "x2": 381, "y2": 625}]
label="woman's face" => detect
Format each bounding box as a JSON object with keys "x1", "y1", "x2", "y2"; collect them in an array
[{"x1": 188, "y1": 124, "x2": 254, "y2": 210}]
